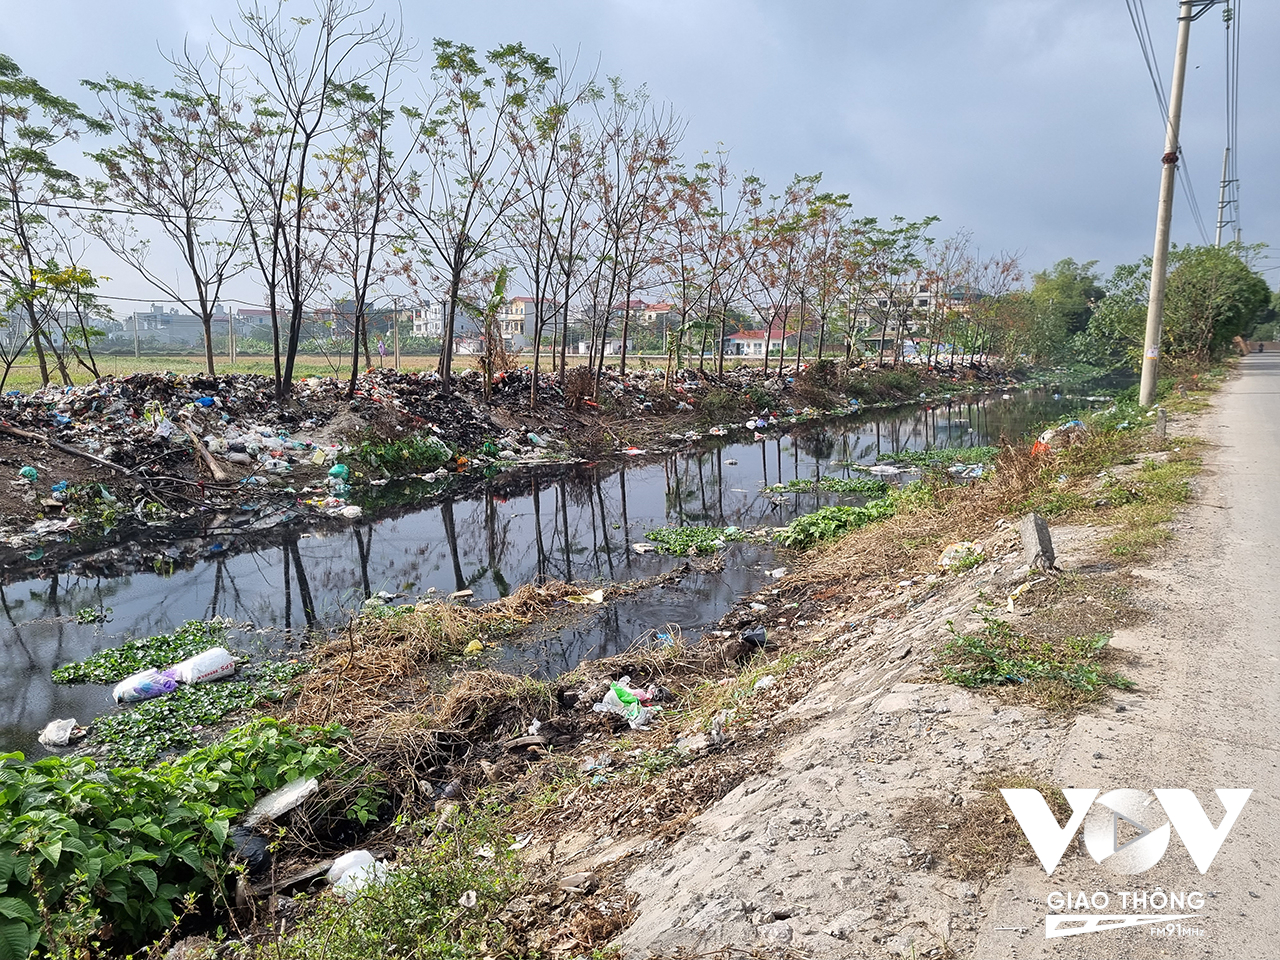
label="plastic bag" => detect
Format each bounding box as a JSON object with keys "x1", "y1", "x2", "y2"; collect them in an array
[
  {"x1": 245, "y1": 776, "x2": 320, "y2": 827},
  {"x1": 328, "y1": 850, "x2": 390, "y2": 898},
  {"x1": 38, "y1": 718, "x2": 85, "y2": 747},
  {"x1": 170, "y1": 647, "x2": 236, "y2": 684},
  {"x1": 592, "y1": 676, "x2": 660, "y2": 730},
  {"x1": 112, "y1": 668, "x2": 178, "y2": 704}
]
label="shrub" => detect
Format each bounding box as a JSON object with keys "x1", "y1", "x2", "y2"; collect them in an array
[{"x1": 0, "y1": 720, "x2": 348, "y2": 956}]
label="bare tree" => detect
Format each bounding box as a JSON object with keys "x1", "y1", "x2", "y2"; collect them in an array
[
  {"x1": 506, "y1": 57, "x2": 599, "y2": 407},
  {"x1": 306, "y1": 25, "x2": 416, "y2": 397},
  {"x1": 177, "y1": 0, "x2": 393, "y2": 397},
  {"x1": 588, "y1": 80, "x2": 681, "y2": 387},
  {"x1": 84, "y1": 76, "x2": 249, "y2": 375},
  {"x1": 396, "y1": 39, "x2": 554, "y2": 394}
]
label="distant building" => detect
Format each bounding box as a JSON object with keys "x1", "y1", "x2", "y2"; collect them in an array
[
  {"x1": 723, "y1": 322, "x2": 798, "y2": 357},
  {"x1": 411, "y1": 298, "x2": 484, "y2": 341},
  {"x1": 108, "y1": 304, "x2": 237, "y2": 347}
]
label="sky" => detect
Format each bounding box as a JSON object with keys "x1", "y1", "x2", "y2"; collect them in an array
[{"x1": 1, "y1": 0, "x2": 1275, "y2": 310}]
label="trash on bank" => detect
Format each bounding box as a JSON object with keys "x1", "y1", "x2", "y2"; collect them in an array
[
  {"x1": 245, "y1": 776, "x2": 321, "y2": 827},
  {"x1": 38, "y1": 717, "x2": 87, "y2": 747},
  {"x1": 937, "y1": 541, "x2": 984, "y2": 569},
  {"x1": 592, "y1": 676, "x2": 661, "y2": 730},
  {"x1": 565, "y1": 588, "x2": 606, "y2": 605},
  {"x1": 170, "y1": 646, "x2": 237, "y2": 684},
  {"x1": 327, "y1": 849, "x2": 389, "y2": 898}
]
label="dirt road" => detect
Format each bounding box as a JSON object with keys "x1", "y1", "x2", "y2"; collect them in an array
[{"x1": 974, "y1": 354, "x2": 1280, "y2": 958}]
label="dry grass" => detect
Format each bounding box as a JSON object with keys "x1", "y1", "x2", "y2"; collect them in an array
[
  {"x1": 900, "y1": 773, "x2": 1074, "y2": 881},
  {"x1": 288, "y1": 580, "x2": 605, "y2": 726},
  {"x1": 434, "y1": 670, "x2": 557, "y2": 734}
]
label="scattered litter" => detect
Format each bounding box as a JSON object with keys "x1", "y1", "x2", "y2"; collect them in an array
[
  {"x1": 448, "y1": 589, "x2": 474, "y2": 601},
  {"x1": 458, "y1": 889, "x2": 478, "y2": 909},
  {"x1": 18, "y1": 465, "x2": 38, "y2": 482},
  {"x1": 749, "y1": 602, "x2": 768, "y2": 612},
  {"x1": 632, "y1": 543, "x2": 656, "y2": 555},
  {"x1": 463, "y1": 638, "x2": 484, "y2": 656},
  {"x1": 767, "y1": 567, "x2": 787, "y2": 579},
  {"x1": 244, "y1": 776, "x2": 320, "y2": 827},
  {"x1": 1006, "y1": 577, "x2": 1046, "y2": 612},
  {"x1": 330, "y1": 851, "x2": 390, "y2": 898},
  {"x1": 753, "y1": 675, "x2": 776, "y2": 692},
  {"x1": 112, "y1": 668, "x2": 178, "y2": 704},
  {"x1": 565, "y1": 588, "x2": 606, "y2": 605},
  {"x1": 937, "y1": 541, "x2": 984, "y2": 569},
  {"x1": 592, "y1": 676, "x2": 661, "y2": 730},
  {"x1": 229, "y1": 826, "x2": 272, "y2": 880}
]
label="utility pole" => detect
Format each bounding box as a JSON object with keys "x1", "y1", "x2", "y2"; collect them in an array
[
  {"x1": 1139, "y1": 0, "x2": 1224, "y2": 408},
  {"x1": 1214, "y1": 146, "x2": 1232, "y2": 246}
]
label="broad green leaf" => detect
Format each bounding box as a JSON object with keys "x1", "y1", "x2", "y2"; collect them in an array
[
  {"x1": 0, "y1": 918, "x2": 35, "y2": 960},
  {"x1": 0, "y1": 900, "x2": 34, "y2": 924},
  {"x1": 133, "y1": 865, "x2": 158, "y2": 897}
]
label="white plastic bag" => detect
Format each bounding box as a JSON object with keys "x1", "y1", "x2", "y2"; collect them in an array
[
  {"x1": 38, "y1": 718, "x2": 82, "y2": 747},
  {"x1": 327, "y1": 849, "x2": 375, "y2": 884},
  {"x1": 112, "y1": 668, "x2": 178, "y2": 704},
  {"x1": 170, "y1": 647, "x2": 236, "y2": 684},
  {"x1": 327, "y1": 850, "x2": 389, "y2": 899},
  {"x1": 244, "y1": 777, "x2": 319, "y2": 827}
]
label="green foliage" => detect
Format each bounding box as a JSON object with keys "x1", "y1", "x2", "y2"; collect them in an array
[
  {"x1": 238, "y1": 806, "x2": 518, "y2": 960},
  {"x1": 91, "y1": 659, "x2": 309, "y2": 767},
  {"x1": 356, "y1": 432, "x2": 452, "y2": 474},
  {"x1": 1030, "y1": 258, "x2": 1104, "y2": 338},
  {"x1": 775, "y1": 492, "x2": 901, "y2": 549},
  {"x1": 770, "y1": 476, "x2": 890, "y2": 496},
  {"x1": 52, "y1": 620, "x2": 227, "y2": 685},
  {"x1": 1164, "y1": 244, "x2": 1271, "y2": 362},
  {"x1": 0, "y1": 719, "x2": 346, "y2": 955},
  {"x1": 73, "y1": 607, "x2": 111, "y2": 625},
  {"x1": 938, "y1": 617, "x2": 1133, "y2": 695},
  {"x1": 876, "y1": 445, "x2": 998, "y2": 468},
  {"x1": 1079, "y1": 244, "x2": 1271, "y2": 370},
  {"x1": 62, "y1": 483, "x2": 124, "y2": 534},
  {"x1": 644, "y1": 525, "x2": 746, "y2": 555}
]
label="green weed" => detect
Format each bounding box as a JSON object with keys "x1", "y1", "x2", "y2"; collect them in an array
[
  {"x1": 91, "y1": 659, "x2": 309, "y2": 767},
  {"x1": 52, "y1": 620, "x2": 228, "y2": 685},
  {"x1": 770, "y1": 476, "x2": 890, "y2": 496},
  {"x1": 937, "y1": 616, "x2": 1133, "y2": 709},
  {"x1": 235, "y1": 806, "x2": 518, "y2": 960},
  {"x1": 774, "y1": 484, "x2": 931, "y2": 549},
  {"x1": 877, "y1": 445, "x2": 998, "y2": 468},
  {"x1": 356, "y1": 432, "x2": 452, "y2": 474},
  {"x1": 645, "y1": 525, "x2": 747, "y2": 555},
  {"x1": 0, "y1": 719, "x2": 347, "y2": 956}
]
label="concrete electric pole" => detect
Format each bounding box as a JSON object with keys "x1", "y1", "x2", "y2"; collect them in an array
[
  {"x1": 1138, "y1": 0, "x2": 1226, "y2": 408},
  {"x1": 1214, "y1": 145, "x2": 1232, "y2": 246}
]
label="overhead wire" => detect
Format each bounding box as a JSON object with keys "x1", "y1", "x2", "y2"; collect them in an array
[{"x1": 1126, "y1": 0, "x2": 1214, "y2": 245}]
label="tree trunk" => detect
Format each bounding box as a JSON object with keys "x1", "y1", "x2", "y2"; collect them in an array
[{"x1": 202, "y1": 313, "x2": 215, "y2": 376}]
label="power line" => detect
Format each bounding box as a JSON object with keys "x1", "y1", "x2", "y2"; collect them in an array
[{"x1": 1126, "y1": 0, "x2": 1214, "y2": 245}]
